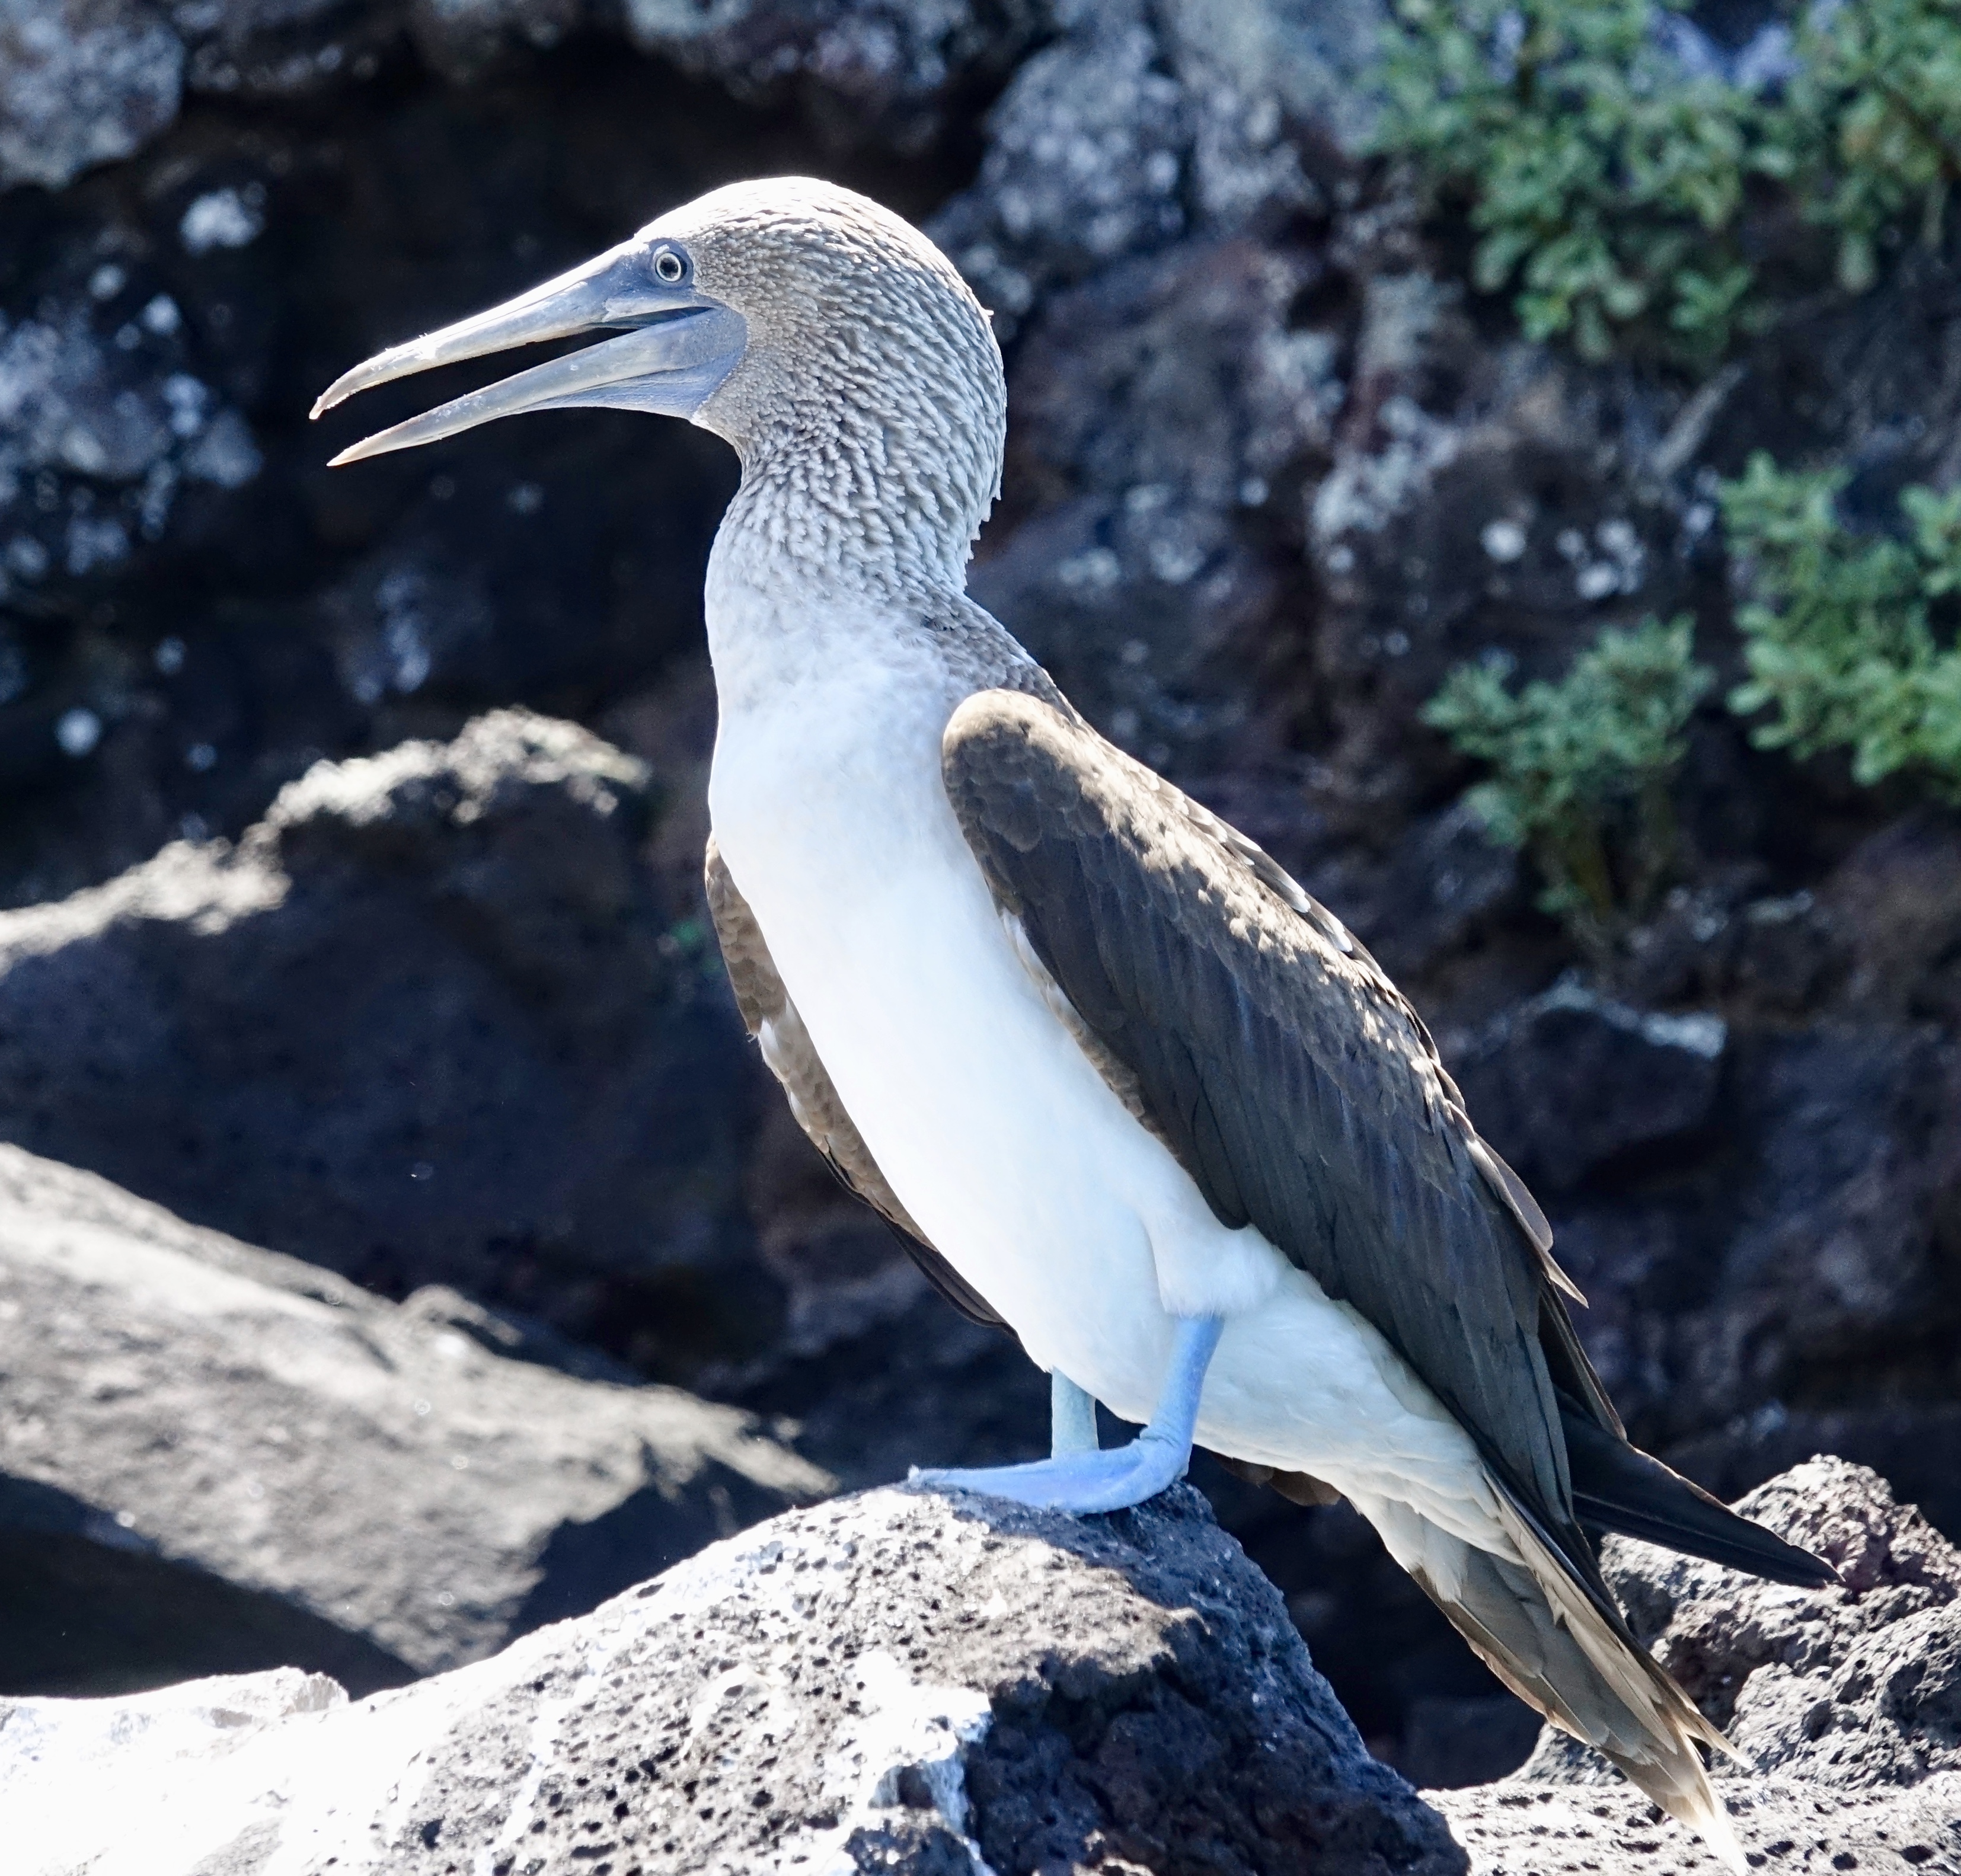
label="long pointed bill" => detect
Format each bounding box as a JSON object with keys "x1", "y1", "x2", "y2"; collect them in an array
[{"x1": 312, "y1": 238, "x2": 746, "y2": 465}]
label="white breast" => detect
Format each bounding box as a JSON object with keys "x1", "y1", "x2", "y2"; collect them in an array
[{"x1": 706, "y1": 597, "x2": 1500, "y2": 1546}]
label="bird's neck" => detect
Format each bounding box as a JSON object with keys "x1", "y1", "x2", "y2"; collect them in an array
[
  {"x1": 702, "y1": 461, "x2": 1045, "y2": 726},
  {"x1": 703, "y1": 432, "x2": 957, "y2": 685},
  {"x1": 708, "y1": 395, "x2": 993, "y2": 590}
]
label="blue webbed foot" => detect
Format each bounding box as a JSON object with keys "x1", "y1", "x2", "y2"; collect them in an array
[
  {"x1": 911, "y1": 1430, "x2": 1189, "y2": 1513},
  {"x1": 910, "y1": 1316, "x2": 1224, "y2": 1518}
]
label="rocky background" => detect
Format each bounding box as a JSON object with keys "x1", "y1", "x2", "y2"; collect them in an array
[{"x1": 2, "y1": 0, "x2": 1959, "y2": 1807}]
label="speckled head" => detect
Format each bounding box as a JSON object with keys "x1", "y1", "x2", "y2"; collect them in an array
[{"x1": 312, "y1": 177, "x2": 1005, "y2": 585}]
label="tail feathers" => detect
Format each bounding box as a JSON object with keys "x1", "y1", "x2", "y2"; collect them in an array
[
  {"x1": 1560, "y1": 1402, "x2": 1839, "y2": 1589},
  {"x1": 1407, "y1": 1494, "x2": 1748, "y2": 1872}
]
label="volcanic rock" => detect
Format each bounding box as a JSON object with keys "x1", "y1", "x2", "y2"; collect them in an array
[
  {"x1": 0, "y1": 708, "x2": 778, "y2": 1373},
  {"x1": 1447, "y1": 977, "x2": 1728, "y2": 1194},
  {"x1": 1, "y1": 1485, "x2": 1463, "y2": 1876},
  {"x1": 1536, "y1": 1020, "x2": 1961, "y2": 1466},
  {"x1": 971, "y1": 235, "x2": 1340, "y2": 775},
  {"x1": 0, "y1": 0, "x2": 181, "y2": 193},
  {"x1": 1444, "y1": 1458, "x2": 1961, "y2": 1872},
  {"x1": 8, "y1": 1463, "x2": 1961, "y2": 1874},
  {"x1": 0, "y1": 1140, "x2": 826, "y2": 1697},
  {"x1": 929, "y1": 0, "x2": 1379, "y2": 335}
]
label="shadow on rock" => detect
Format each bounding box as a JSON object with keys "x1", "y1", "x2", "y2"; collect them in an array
[
  {"x1": 0, "y1": 1143, "x2": 827, "y2": 1695},
  {"x1": 0, "y1": 709, "x2": 775, "y2": 1375},
  {"x1": 2, "y1": 1484, "x2": 1465, "y2": 1876}
]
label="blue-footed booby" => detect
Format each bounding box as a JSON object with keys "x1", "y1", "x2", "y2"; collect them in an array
[{"x1": 315, "y1": 175, "x2": 1833, "y2": 1866}]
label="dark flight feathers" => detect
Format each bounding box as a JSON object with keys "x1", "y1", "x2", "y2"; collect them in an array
[
  {"x1": 1561, "y1": 1398, "x2": 1837, "y2": 1588},
  {"x1": 939, "y1": 688, "x2": 1834, "y2": 1593}
]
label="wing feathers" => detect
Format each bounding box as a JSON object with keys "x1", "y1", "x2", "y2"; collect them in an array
[
  {"x1": 943, "y1": 688, "x2": 1578, "y2": 1529},
  {"x1": 1464, "y1": 1490, "x2": 1749, "y2": 1870},
  {"x1": 1561, "y1": 1402, "x2": 1838, "y2": 1589}
]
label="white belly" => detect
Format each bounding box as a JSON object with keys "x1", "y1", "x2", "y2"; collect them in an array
[{"x1": 708, "y1": 647, "x2": 1499, "y2": 1544}]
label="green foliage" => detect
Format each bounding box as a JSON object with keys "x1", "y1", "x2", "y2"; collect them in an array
[
  {"x1": 1720, "y1": 453, "x2": 1961, "y2": 796},
  {"x1": 1373, "y1": 0, "x2": 1961, "y2": 362},
  {"x1": 1423, "y1": 616, "x2": 1714, "y2": 953},
  {"x1": 1374, "y1": 0, "x2": 1761, "y2": 362},
  {"x1": 1777, "y1": 0, "x2": 1961, "y2": 292}
]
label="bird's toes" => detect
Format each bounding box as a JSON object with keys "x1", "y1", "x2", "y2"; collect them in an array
[
  {"x1": 908, "y1": 1440, "x2": 1187, "y2": 1516},
  {"x1": 1063, "y1": 1443, "x2": 1187, "y2": 1515},
  {"x1": 910, "y1": 1458, "x2": 1069, "y2": 1504}
]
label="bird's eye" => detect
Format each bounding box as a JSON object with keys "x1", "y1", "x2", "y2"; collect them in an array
[{"x1": 653, "y1": 249, "x2": 686, "y2": 284}]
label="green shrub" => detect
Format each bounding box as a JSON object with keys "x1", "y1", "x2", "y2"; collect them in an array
[
  {"x1": 1423, "y1": 616, "x2": 1714, "y2": 953},
  {"x1": 1373, "y1": 0, "x2": 1768, "y2": 362},
  {"x1": 1775, "y1": 0, "x2": 1961, "y2": 292},
  {"x1": 1373, "y1": 0, "x2": 1961, "y2": 361},
  {"x1": 1720, "y1": 453, "x2": 1961, "y2": 796}
]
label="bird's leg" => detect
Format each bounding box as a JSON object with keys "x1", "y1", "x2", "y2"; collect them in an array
[
  {"x1": 912, "y1": 1316, "x2": 1224, "y2": 1515},
  {"x1": 1050, "y1": 1372, "x2": 1101, "y2": 1458}
]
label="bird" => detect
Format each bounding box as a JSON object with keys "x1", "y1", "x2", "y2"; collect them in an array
[{"x1": 314, "y1": 175, "x2": 1835, "y2": 1867}]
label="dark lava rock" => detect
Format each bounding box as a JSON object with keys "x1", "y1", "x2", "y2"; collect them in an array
[
  {"x1": 1500, "y1": 1014, "x2": 1961, "y2": 1555},
  {"x1": 1621, "y1": 880, "x2": 1853, "y2": 1018},
  {"x1": 1307, "y1": 290, "x2": 1727, "y2": 829},
  {"x1": 0, "y1": 261, "x2": 263, "y2": 622},
  {"x1": 929, "y1": 0, "x2": 1378, "y2": 335},
  {"x1": 1824, "y1": 813, "x2": 1961, "y2": 1028},
  {"x1": 972, "y1": 234, "x2": 1340, "y2": 777},
  {"x1": 929, "y1": 1, "x2": 1194, "y2": 328},
  {"x1": 2, "y1": 0, "x2": 1040, "y2": 191},
  {"x1": 0, "y1": 0, "x2": 183, "y2": 193},
  {"x1": 1547, "y1": 1020, "x2": 1961, "y2": 1447},
  {"x1": 1454, "y1": 1459, "x2": 1961, "y2": 1872},
  {"x1": 1714, "y1": 1027, "x2": 1961, "y2": 1391},
  {"x1": 0, "y1": 1140, "x2": 826, "y2": 1698},
  {"x1": 939, "y1": 0, "x2": 1376, "y2": 787},
  {"x1": 1447, "y1": 977, "x2": 1728, "y2": 1194},
  {"x1": 3, "y1": 1485, "x2": 1464, "y2": 1876},
  {"x1": 0, "y1": 708, "x2": 774, "y2": 1373},
  {"x1": 10, "y1": 1464, "x2": 1960, "y2": 1874},
  {"x1": 617, "y1": 0, "x2": 1044, "y2": 155}
]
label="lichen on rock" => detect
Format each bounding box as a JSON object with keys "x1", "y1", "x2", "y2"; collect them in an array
[
  {"x1": 0, "y1": 0, "x2": 183, "y2": 193},
  {"x1": 2, "y1": 1485, "x2": 1465, "y2": 1876}
]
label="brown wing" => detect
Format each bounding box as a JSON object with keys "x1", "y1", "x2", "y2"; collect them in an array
[
  {"x1": 704, "y1": 836, "x2": 1005, "y2": 1331},
  {"x1": 940, "y1": 689, "x2": 1587, "y2": 1531}
]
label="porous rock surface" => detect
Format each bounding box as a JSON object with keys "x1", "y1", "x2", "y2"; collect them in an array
[
  {"x1": 1435, "y1": 1458, "x2": 1961, "y2": 1872},
  {"x1": 7, "y1": 1463, "x2": 1960, "y2": 1874},
  {"x1": 0, "y1": 1485, "x2": 1463, "y2": 1876},
  {"x1": 0, "y1": 1141, "x2": 826, "y2": 1693},
  {"x1": 1620, "y1": 1459, "x2": 1959, "y2": 1787}
]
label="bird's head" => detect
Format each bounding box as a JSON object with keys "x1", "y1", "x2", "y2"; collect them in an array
[{"x1": 315, "y1": 177, "x2": 1006, "y2": 584}]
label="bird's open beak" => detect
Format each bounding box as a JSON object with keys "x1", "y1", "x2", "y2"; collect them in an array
[{"x1": 311, "y1": 237, "x2": 746, "y2": 466}]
